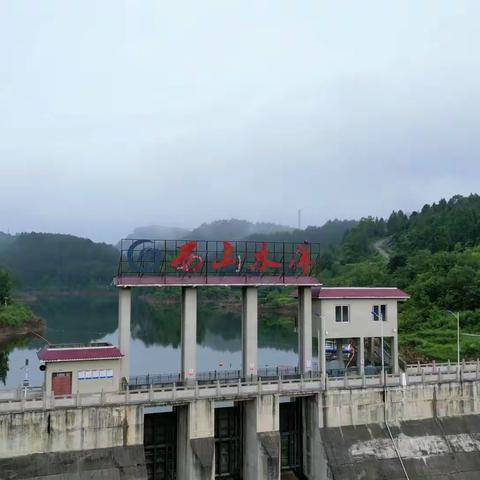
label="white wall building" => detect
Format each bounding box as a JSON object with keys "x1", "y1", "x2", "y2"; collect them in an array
[
  {"x1": 311, "y1": 287, "x2": 409, "y2": 376},
  {"x1": 37, "y1": 343, "x2": 123, "y2": 396}
]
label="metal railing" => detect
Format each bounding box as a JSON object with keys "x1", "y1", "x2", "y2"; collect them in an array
[
  {"x1": 117, "y1": 239, "x2": 321, "y2": 280},
  {"x1": 1, "y1": 361, "x2": 479, "y2": 413},
  {"x1": 127, "y1": 366, "x2": 374, "y2": 390}
]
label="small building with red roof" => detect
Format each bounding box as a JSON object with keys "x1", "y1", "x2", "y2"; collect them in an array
[
  {"x1": 37, "y1": 343, "x2": 123, "y2": 396},
  {"x1": 311, "y1": 287, "x2": 409, "y2": 376}
]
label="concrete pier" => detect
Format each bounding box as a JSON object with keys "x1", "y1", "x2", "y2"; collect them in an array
[
  {"x1": 243, "y1": 395, "x2": 280, "y2": 480},
  {"x1": 118, "y1": 287, "x2": 132, "y2": 383},
  {"x1": 177, "y1": 400, "x2": 215, "y2": 480},
  {"x1": 298, "y1": 286, "x2": 313, "y2": 374},
  {"x1": 392, "y1": 335, "x2": 399, "y2": 374},
  {"x1": 242, "y1": 286, "x2": 258, "y2": 378},
  {"x1": 358, "y1": 336, "x2": 365, "y2": 375},
  {"x1": 181, "y1": 287, "x2": 197, "y2": 382},
  {"x1": 319, "y1": 327, "x2": 326, "y2": 380}
]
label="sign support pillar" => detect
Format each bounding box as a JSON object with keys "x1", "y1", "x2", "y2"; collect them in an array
[
  {"x1": 242, "y1": 286, "x2": 258, "y2": 379},
  {"x1": 118, "y1": 287, "x2": 131, "y2": 384},
  {"x1": 181, "y1": 286, "x2": 197, "y2": 382},
  {"x1": 298, "y1": 286, "x2": 312, "y2": 374}
]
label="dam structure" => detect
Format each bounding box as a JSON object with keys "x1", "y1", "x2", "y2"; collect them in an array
[{"x1": 1, "y1": 239, "x2": 480, "y2": 480}]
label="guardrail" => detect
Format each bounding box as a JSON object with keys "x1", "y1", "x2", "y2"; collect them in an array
[
  {"x1": 405, "y1": 359, "x2": 480, "y2": 375},
  {"x1": 1, "y1": 362, "x2": 480, "y2": 414},
  {"x1": 127, "y1": 366, "x2": 379, "y2": 390}
]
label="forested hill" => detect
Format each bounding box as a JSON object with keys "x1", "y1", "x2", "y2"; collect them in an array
[
  {"x1": 321, "y1": 194, "x2": 480, "y2": 361},
  {"x1": 243, "y1": 219, "x2": 358, "y2": 247},
  {"x1": 123, "y1": 218, "x2": 295, "y2": 242},
  {"x1": 0, "y1": 219, "x2": 356, "y2": 290},
  {"x1": 336, "y1": 193, "x2": 480, "y2": 263},
  {"x1": 0, "y1": 233, "x2": 118, "y2": 290}
]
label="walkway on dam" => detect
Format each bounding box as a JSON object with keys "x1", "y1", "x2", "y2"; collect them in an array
[{"x1": 1, "y1": 360, "x2": 479, "y2": 413}]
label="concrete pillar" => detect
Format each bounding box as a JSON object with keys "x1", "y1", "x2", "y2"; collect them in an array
[
  {"x1": 243, "y1": 395, "x2": 280, "y2": 480},
  {"x1": 177, "y1": 400, "x2": 215, "y2": 480},
  {"x1": 303, "y1": 395, "x2": 331, "y2": 479},
  {"x1": 118, "y1": 287, "x2": 131, "y2": 384},
  {"x1": 182, "y1": 287, "x2": 197, "y2": 382},
  {"x1": 298, "y1": 286, "x2": 312, "y2": 374},
  {"x1": 319, "y1": 328, "x2": 326, "y2": 380},
  {"x1": 392, "y1": 335, "x2": 399, "y2": 374},
  {"x1": 358, "y1": 337, "x2": 365, "y2": 375},
  {"x1": 242, "y1": 287, "x2": 258, "y2": 379}
]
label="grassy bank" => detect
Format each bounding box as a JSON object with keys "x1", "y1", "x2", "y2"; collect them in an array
[{"x1": 0, "y1": 303, "x2": 42, "y2": 344}]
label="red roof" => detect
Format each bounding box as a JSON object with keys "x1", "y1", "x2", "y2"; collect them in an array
[
  {"x1": 38, "y1": 344, "x2": 123, "y2": 362},
  {"x1": 312, "y1": 287, "x2": 409, "y2": 300}
]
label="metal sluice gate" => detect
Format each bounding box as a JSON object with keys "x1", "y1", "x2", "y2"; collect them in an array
[
  {"x1": 144, "y1": 411, "x2": 177, "y2": 480},
  {"x1": 214, "y1": 404, "x2": 243, "y2": 479},
  {"x1": 280, "y1": 399, "x2": 304, "y2": 478},
  {"x1": 142, "y1": 401, "x2": 305, "y2": 480}
]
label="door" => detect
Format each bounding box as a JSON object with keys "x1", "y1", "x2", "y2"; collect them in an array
[{"x1": 52, "y1": 372, "x2": 72, "y2": 396}]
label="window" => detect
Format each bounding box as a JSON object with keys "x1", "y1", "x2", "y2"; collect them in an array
[
  {"x1": 372, "y1": 304, "x2": 387, "y2": 321},
  {"x1": 335, "y1": 305, "x2": 350, "y2": 323}
]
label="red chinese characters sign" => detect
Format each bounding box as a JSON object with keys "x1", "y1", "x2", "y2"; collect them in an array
[{"x1": 119, "y1": 239, "x2": 320, "y2": 284}]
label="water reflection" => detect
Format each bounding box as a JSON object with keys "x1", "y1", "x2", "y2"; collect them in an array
[{"x1": 0, "y1": 292, "x2": 299, "y2": 388}]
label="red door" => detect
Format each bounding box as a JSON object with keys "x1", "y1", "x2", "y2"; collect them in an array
[{"x1": 52, "y1": 372, "x2": 72, "y2": 396}]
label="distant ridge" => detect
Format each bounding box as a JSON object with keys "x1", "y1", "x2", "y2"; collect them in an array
[{"x1": 122, "y1": 218, "x2": 295, "y2": 242}]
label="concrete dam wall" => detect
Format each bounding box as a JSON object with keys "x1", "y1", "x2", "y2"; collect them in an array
[
  {"x1": 311, "y1": 381, "x2": 480, "y2": 479},
  {"x1": 0, "y1": 405, "x2": 146, "y2": 479},
  {"x1": 1, "y1": 380, "x2": 480, "y2": 479}
]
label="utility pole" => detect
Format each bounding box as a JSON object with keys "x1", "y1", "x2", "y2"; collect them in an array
[{"x1": 297, "y1": 209, "x2": 302, "y2": 229}]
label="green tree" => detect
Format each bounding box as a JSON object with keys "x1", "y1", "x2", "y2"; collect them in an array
[{"x1": 0, "y1": 268, "x2": 11, "y2": 304}]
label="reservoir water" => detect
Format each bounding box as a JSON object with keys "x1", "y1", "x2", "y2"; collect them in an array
[{"x1": 0, "y1": 292, "x2": 300, "y2": 389}]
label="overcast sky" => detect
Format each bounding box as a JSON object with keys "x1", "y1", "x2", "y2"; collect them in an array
[{"x1": 1, "y1": 1, "x2": 479, "y2": 243}]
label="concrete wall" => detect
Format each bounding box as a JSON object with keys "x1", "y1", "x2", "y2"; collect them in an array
[
  {"x1": 307, "y1": 381, "x2": 480, "y2": 479},
  {"x1": 313, "y1": 298, "x2": 398, "y2": 340},
  {"x1": 0, "y1": 404, "x2": 144, "y2": 459},
  {"x1": 45, "y1": 359, "x2": 121, "y2": 395},
  {"x1": 315, "y1": 381, "x2": 480, "y2": 428},
  {"x1": 320, "y1": 416, "x2": 480, "y2": 480},
  {"x1": 0, "y1": 404, "x2": 145, "y2": 479},
  {"x1": 0, "y1": 446, "x2": 146, "y2": 480}
]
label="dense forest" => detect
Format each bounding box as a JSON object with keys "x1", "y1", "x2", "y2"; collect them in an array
[
  {"x1": 320, "y1": 194, "x2": 480, "y2": 361},
  {"x1": 0, "y1": 233, "x2": 118, "y2": 290}
]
